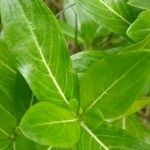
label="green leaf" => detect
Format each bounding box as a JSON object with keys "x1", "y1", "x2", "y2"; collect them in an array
[
  {"x1": 0, "y1": 104, "x2": 16, "y2": 149},
  {"x1": 0, "y1": 40, "x2": 16, "y2": 113},
  {"x1": 80, "y1": 51, "x2": 150, "y2": 119},
  {"x1": 14, "y1": 135, "x2": 37, "y2": 150},
  {"x1": 124, "y1": 97, "x2": 150, "y2": 116},
  {"x1": 77, "y1": 0, "x2": 140, "y2": 35},
  {"x1": 71, "y1": 48, "x2": 121, "y2": 78},
  {"x1": 71, "y1": 50, "x2": 106, "y2": 77},
  {"x1": 120, "y1": 34, "x2": 150, "y2": 53},
  {"x1": 0, "y1": 0, "x2": 78, "y2": 106},
  {"x1": 113, "y1": 115, "x2": 150, "y2": 144},
  {"x1": 79, "y1": 122, "x2": 150, "y2": 150},
  {"x1": 128, "y1": 0, "x2": 150, "y2": 10},
  {"x1": 64, "y1": 0, "x2": 109, "y2": 46},
  {"x1": 20, "y1": 102, "x2": 80, "y2": 148},
  {"x1": 127, "y1": 11, "x2": 150, "y2": 42},
  {"x1": 13, "y1": 73, "x2": 33, "y2": 122}
]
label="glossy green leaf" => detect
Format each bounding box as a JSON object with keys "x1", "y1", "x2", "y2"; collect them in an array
[
  {"x1": 80, "y1": 51, "x2": 150, "y2": 119},
  {"x1": 0, "y1": 104, "x2": 16, "y2": 149},
  {"x1": 128, "y1": 0, "x2": 150, "y2": 10},
  {"x1": 77, "y1": 0, "x2": 140, "y2": 35},
  {"x1": 0, "y1": 0, "x2": 78, "y2": 106},
  {"x1": 78, "y1": 122, "x2": 150, "y2": 150},
  {"x1": 0, "y1": 41, "x2": 16, "y2": 113},
  {"x1": 127, "y1": 11, "x2": 150, "y2": 42},
  {"x1": 20, "y1": 102, "x2": 80, "y2": 148}
]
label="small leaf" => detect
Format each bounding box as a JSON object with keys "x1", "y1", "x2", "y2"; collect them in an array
[
  {"x1": 68, "y1": 98, "x2": 79, "y2": 114},
  {"x1": 80, "y1": 51, "x2": 150, "y2": 119},
  {"x1": 20, "y1": 102, "x2": 80, "y2": 148},
  {"x1": 127, "y1": 11, "x2": 150, "y2": 42},
  {"x1": 128, "y1": 0, "x2": 150, "y2": 10}
]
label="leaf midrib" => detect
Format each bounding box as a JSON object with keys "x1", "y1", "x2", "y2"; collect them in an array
[
  {"x1": 32, "y1": 118, "x2": 78, "y2": 127},
  {"x1": 0, "y1": 128, "x2": 11, "y2": 138},
  {"x1": 81, "y1": 122, "x2": 109, "y2": 150},
  {"x1": 18, "y1": 1, "x2": 68, "y2": 105},
  {"x1": 99, "y1": 0, "x2": 131, "y2": 25},
  {"x1": 85, "y1": 57, "x2": 145, "y2": 113}
]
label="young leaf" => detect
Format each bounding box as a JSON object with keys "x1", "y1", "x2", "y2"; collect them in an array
[
  {"x1": 77, "y1": 0, "x2": 140, "y2": 36},
  {"x1": 20, "y1": 102, "x2": 80, "y2": 148},
  {"x1": 79, "y1": 122, "x2": 150, "y2": 150},
  {"x1": 0, "y1": 0, "x2": 78, "y2": 106},
  {"x1": 80, "y1": 51, "x2": 150, "y2": 119},
  {"x1": 127, "y1": 11, "x2": 150, "y2": 42},
  {"x1": 128, "y1": 0, "x2": 150, "y2": 10},
  {"x1": 0, "y1": 104, "x2": 16, "y2": 149}
]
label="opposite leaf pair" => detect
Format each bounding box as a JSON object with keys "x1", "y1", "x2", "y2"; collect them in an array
[{"x1": 0, "y1": 0, "x2": 150, "y2": 149}]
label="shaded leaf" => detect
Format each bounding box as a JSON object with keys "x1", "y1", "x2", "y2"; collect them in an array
[{"x1": 0, "y1": 40, "x2": 16, "y2": 113}]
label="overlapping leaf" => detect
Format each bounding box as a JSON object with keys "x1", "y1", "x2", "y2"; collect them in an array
[
  {"x1": 79, "y1": 122, "x2": 150, "y2": 150},
  {"x1": 77, "y1": 0, "x2": 140, "y2": 35},
  {"x1": 120, "y1": 34, "x2": 150, "y2": 53},
  {"x1": 0, "y1": 104, "x2": 16, "y2": 149},
  {"x1": 20, "y1": 102, "x2": 80, "y2": 148},
  {"x1": 80, "y1": 51, "x2": 150, "y2": 119},
  {"x1": 128, "y1": 0, "x2": 150, "y2": 10},
  {"x1": 127, "y1": 11, "x2": 150, "y2": 42},
  {"x1": 0, "y1": 0, "x2": 78, "y2": 106},
  {"x1": 0, "y1": 41, "x2": 16, "y2": 113}
]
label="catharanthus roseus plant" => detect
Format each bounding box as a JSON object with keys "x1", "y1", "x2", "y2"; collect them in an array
[{"x1": 0, "y1": 0, "x2": 150, "y2": 149}]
